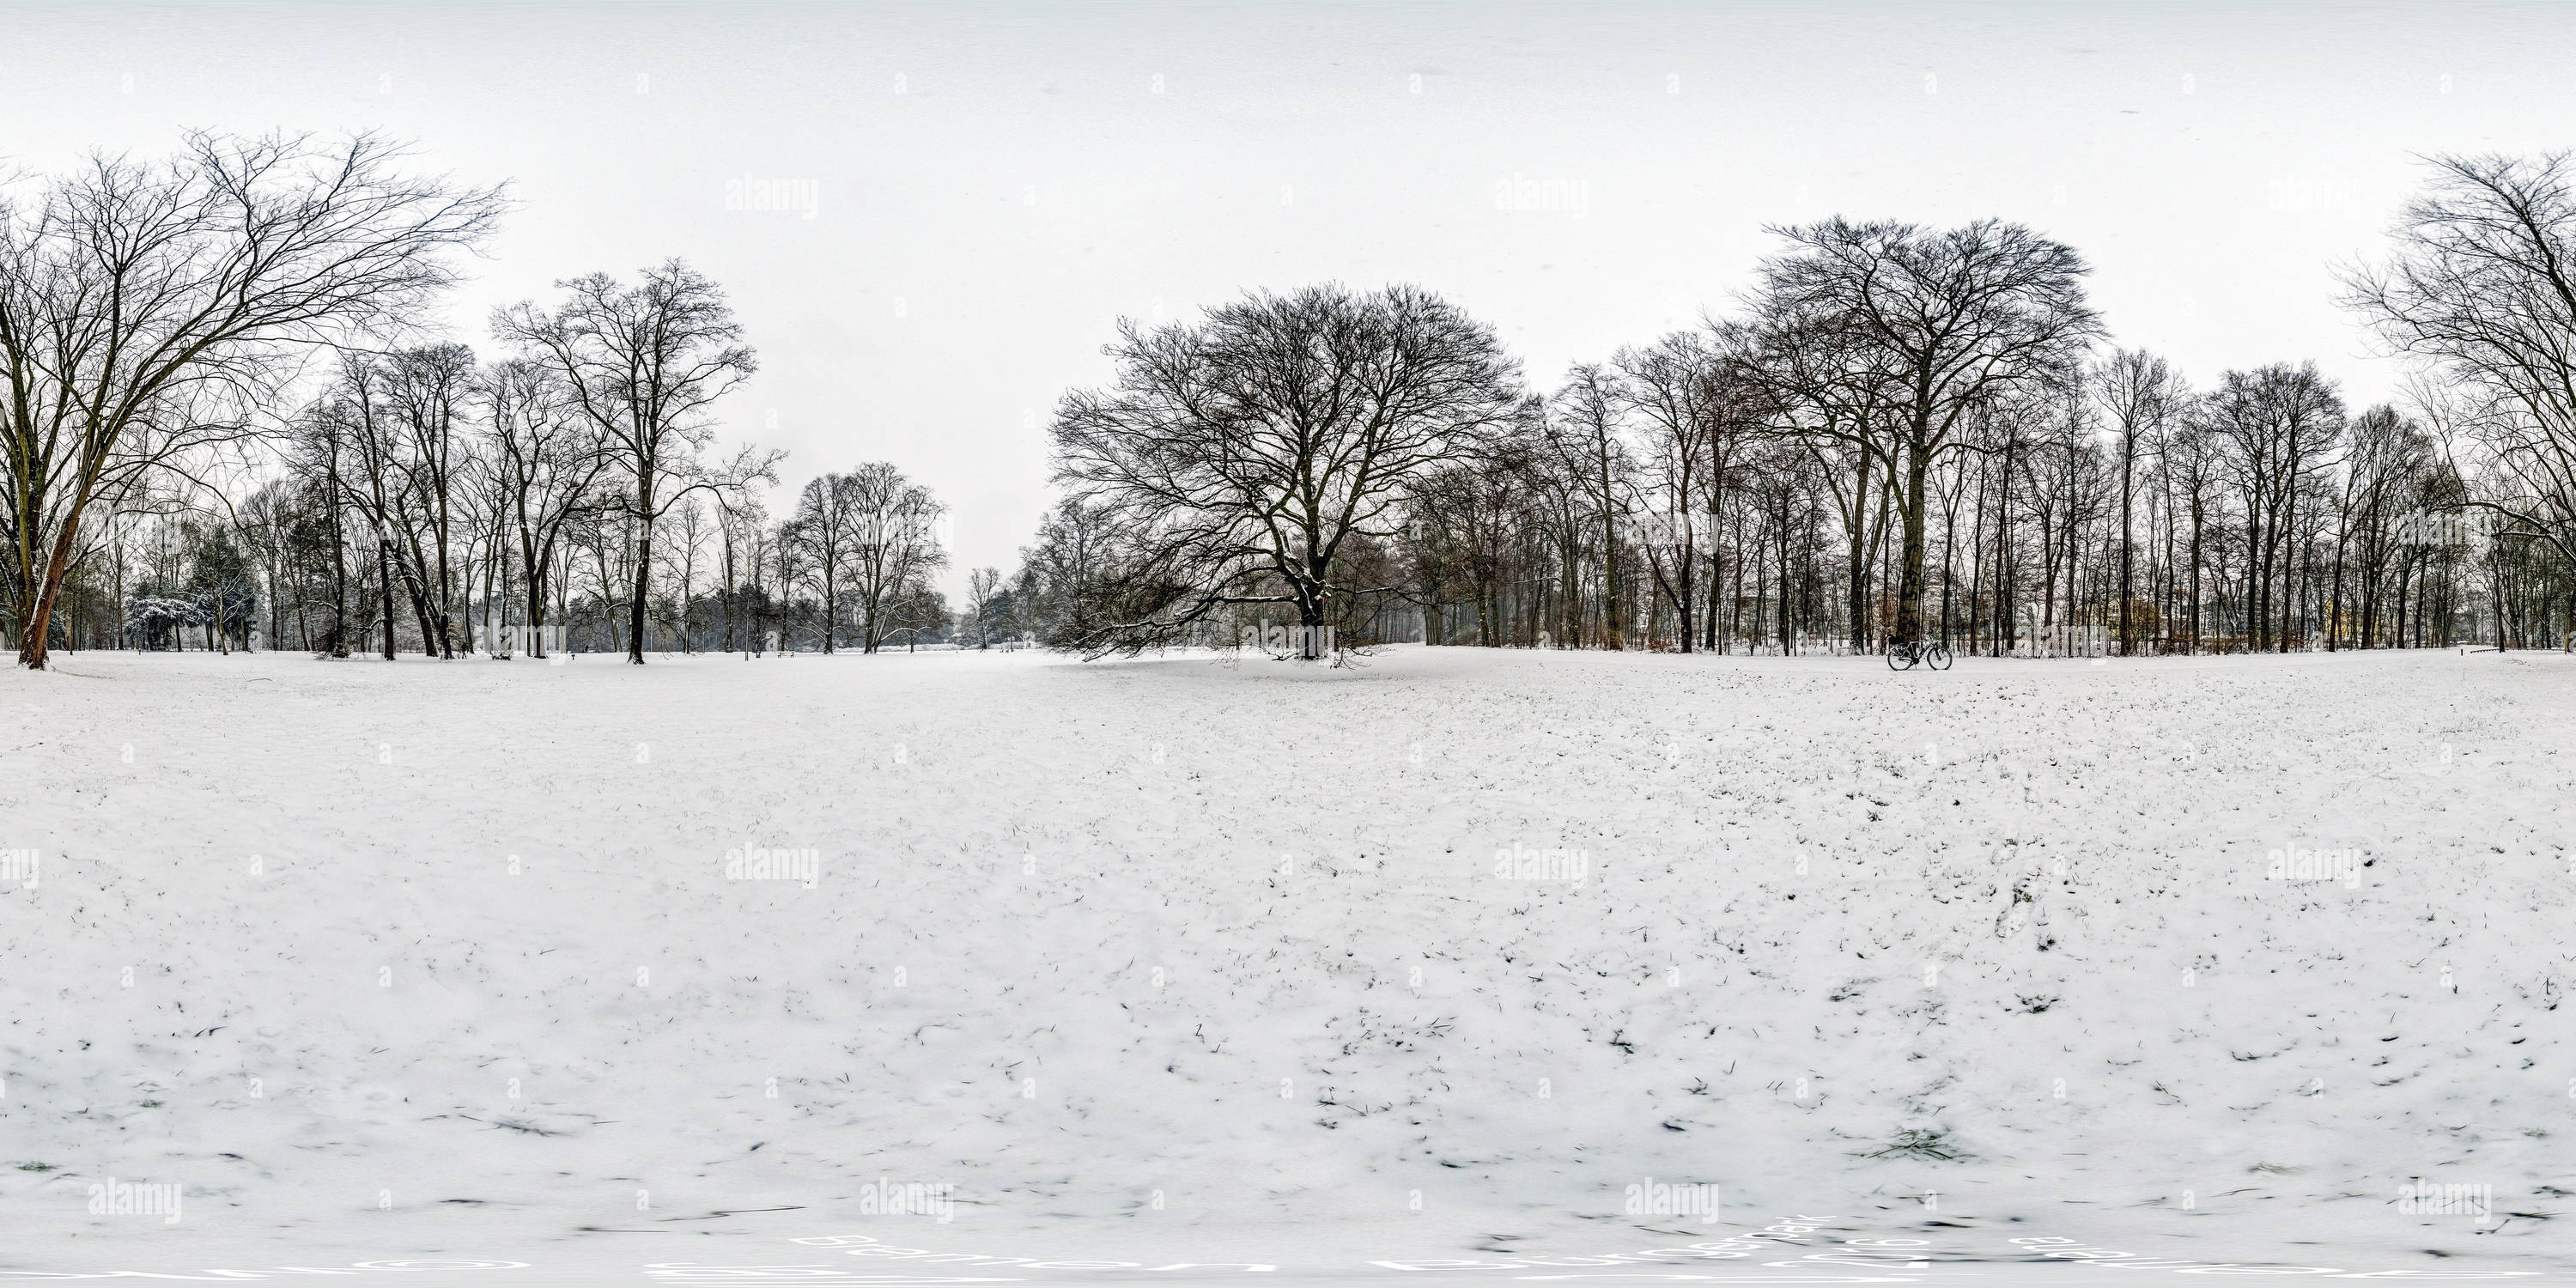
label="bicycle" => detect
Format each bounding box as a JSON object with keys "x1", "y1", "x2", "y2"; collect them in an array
[{"x1": 1886, "y1": 638, "x2": 1953, "y2": 671}]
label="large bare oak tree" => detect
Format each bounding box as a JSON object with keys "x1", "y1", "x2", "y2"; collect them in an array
[{"x1": 1051, "y1": 283, "x2": 1519, "y2": 659}]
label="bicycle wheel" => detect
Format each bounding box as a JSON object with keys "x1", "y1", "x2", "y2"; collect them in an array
[
  {"x1": 1886, "y1": 644, "x2": 1917, "y2": 671},
  {"x1": 1927, "y1": 641, "x2": 1953, "y2": 670}
]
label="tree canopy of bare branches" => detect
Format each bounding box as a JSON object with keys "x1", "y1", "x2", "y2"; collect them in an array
[
  {"x1": 494, "y1": 259, "x2": 777, "y2": 664},
  {"x1": 1, "y1": 131, "x2": 503, "y2": 668},
  {"x1": 1049, "y1": 283, "x2": 1520, "y2": 659},
  {"x1": 2347, "y1": 151, "x2": 2576, "y2": 569},
  {"x1": 1755, "y1": 217, "x2": 2100, "y2": 645}
]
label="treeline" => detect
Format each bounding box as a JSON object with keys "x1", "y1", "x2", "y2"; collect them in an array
[
  {"x1": 11, "y1": 135, "x2": 2574, "y2": 668},
  {"x1": 26, "y1": 268, "x2": 958, "y2": 662},
  {"x1": 1388, "y1": 349, "x2": 2519, "y2": 655},
  {"x1": 3, "y1": 133, "x2": 957, "y2": 665},
  {"x1": 50, "y1": 461, "x2": 956, "y2": 661},
  {"x1": 1011, "y1": 155, "x2": 2576, "y2": 659}
]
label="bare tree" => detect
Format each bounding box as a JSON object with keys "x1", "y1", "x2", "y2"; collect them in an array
[
  {"x1": 661, "y1": 495, "x2": 712, "y2": 652},
  {"x1": 320, "y1": 357, "x2": 420, "y2": 658},
  {"x1": 0, "y1": 131, "x2": 502, "y2": 668},
  {"x1": 495, "y1": 259, "x2": 775, "y2": 664},
  {"x1": 1753, "y1": 295, "x2": 1900, "y2": 654},
  {"x1": 381, "y1": 343, "x2": 476, "y2": 658},
  {"x1": 2347, "y1": 151, "x2": 2576, "y2": 578},
  {"x1": 2094, "y1": 349, "x2": 2187, "y2": 653},
  {"x1": 239, "y1": 477, "x2": 297, "y2": 649},
  {"x1": 965, "y1": 566, "x2": 1001, "y2": 649},
  {"x1": 481, "y1": 356, "x2": 610, "y2": 659},
  {"x1": 715, "y1": 493, "x2": 770, "y2": 653},
  {"x1": 2202, "y1": 362, "x2": 2344, "y2": 650},
  {"x1": 284, "y1": 397, "x2": 356, "y2": 657},
  {"x1": 1615, "y1": 334, "x2": 1713, "y2": 650},
  {"x1": 1051, "y1": 283, "x2": 1519, "y2": 659},
  {"x1": 2325, "y1": 404, "x2": 2430, "y2": 650},
  {"x1": 844, "y1": 462, "x2": 947, "y2": 654},
  {"x1": 1548, "y1": 362, "x2": 1635, "y2": 649},
  {"x1": 789, "y1": 471, "x2": 866, "y2": 653},
  {"x1": 1018, "y1": 495, "x2": 1124, "y2": 648},
  {"x1": 1755, "y1": 217, "x2": 2099, "y2": 648},
  {"x1": 2163, "y1": 415, "x2": 2224, "y2": 653}
]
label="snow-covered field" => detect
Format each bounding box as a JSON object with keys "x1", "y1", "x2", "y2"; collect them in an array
[{"x1": 3, "y1": 644, "x2": 2570, "y2": 1284}]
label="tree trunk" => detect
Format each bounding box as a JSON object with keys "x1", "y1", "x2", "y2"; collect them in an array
[
  {"x1": 1893, "y1": 438, "x2": 1930, "y2": 647},
  {"x1": 380, "y1": 541, "x2": 398, "y2": 659},
  {"x1": 628, "y1": 496, "x2": 653, "y2": 665},
  {"x1": 330, "y1": 505, "x2": 350, "y2": 658},
  {"x1": 16, "y1": 509, "x2": 85, "y2": 671},
  {"x1": 822, "y1": 565, "x2": 837, "y2": 655},
  {"x1": 2117, "y1": 436, "x2": 2136, "y2": 655},
  {"x1": 1846, "y1": 447, "x2": 1871, "y2": 653},
  {"x1": 526, "y1": 558, "x2": 550, "y2": 659}
]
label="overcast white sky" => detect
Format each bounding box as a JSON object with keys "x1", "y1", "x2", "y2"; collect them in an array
[{"x1": 6, "y1": 2, "x2": 2571, "y2": 591}]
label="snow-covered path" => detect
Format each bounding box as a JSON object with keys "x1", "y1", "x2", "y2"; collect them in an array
[{"x1": 3, "y1": 645, "x2": 2569, "y2": 1280}]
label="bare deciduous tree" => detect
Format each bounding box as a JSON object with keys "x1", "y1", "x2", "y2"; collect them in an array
[
  {"x1": 2201, "y1": 362, "x2": 2345, "y2": 652},
  {"x1": 2094, "y1": 349, "x2": 2187, "y2": 654},
  {"x1": 481, "y1": 356, "x2": 610, "y2": 659},
  {"x1": 1755, "y1": 217, "x2": 2099, "y2": 647},
  {"x1": 495, "y1": 259, "x2": 775, "y2": 664},
  {"x1": 1547, "y1": 363, "x2": 1635, "y2": 649},
  {"x1": 965, "y1": 566, "x2": 1001, "y2": 649},
  {"x1": 1613, "y1": 335, "x2": 1710, "y2": 652},
  {"x1": 2347, "y1": 151, "x2": 2576, "y2": 576},
  {"x1": 789, "y1": 471, "x2": 866, "y2": 653},
  {"x1": 1051, "y1": 283, "x2": 1519, "y2": 659},
  {"x1": 844, "y1": 462, "x2": 947, "y2": 655}
]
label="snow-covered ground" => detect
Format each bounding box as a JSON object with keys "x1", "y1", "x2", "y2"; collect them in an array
[{"x1": 3, "y1": 644, "x2": 2570, "y2": 1284}]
